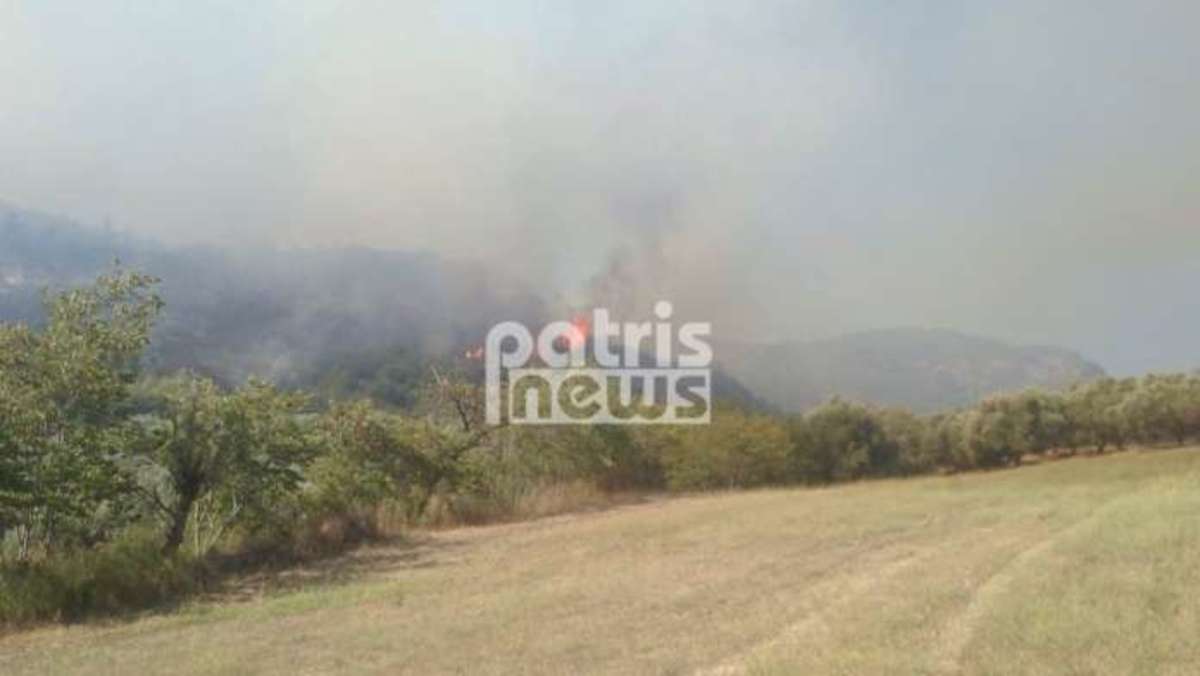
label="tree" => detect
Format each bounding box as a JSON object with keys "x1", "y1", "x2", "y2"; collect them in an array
[
  {"x1": 311, "y1": 370, "x2": 502, "y2": 523},
  {"x1": 962, "y1": 398, "x2": 1026, "y2": 468},
  {"x1": 1182, "y1": 375, "x2": 1200, "y2": 441},
  {"x1": 308, "y1": 400, "x2": 425, "y2": 519},
  {"x1": 1013, "y1": 389, "x2": 1071, "y2": 455},
  {"x1": 878, "y1": 408, "x2": 931, "y2": 474},
  {"x1": 921, "y1": 412, "x2": 971, "y2": 471},
  {"x1": 790, "y1": 399, "x2": 898, "y2": 483},
  {"x1": 659, "y1": 409, "x2": 789, "y2": 490},
  {"x1": 0, "y1": 269, "x2": 161, "y2": 558},
  {"x1": 1067, "y1": 378, "x2": 1134, "y2": 453},
  {"x1": 1121, "y1": 375, "x2": 1194, "y2": 446},
  {"x1": 133, "y1": 375, "x2": 312, "y2": 555}
]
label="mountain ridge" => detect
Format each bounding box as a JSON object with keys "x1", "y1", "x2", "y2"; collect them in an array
[
  {"x1": 717, "y1": 328, "x2": 1106, "y2": 413},
  {"x1": 2, "y1": 201, "x2": 1105, "y2": 412}
]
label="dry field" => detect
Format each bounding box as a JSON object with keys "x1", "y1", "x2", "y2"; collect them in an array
[{"x1": 3, "y1": 447, "x2": 1199, "y2": 675}]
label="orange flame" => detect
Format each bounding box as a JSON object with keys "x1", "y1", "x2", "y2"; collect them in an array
[
  {"x1": 568, "y1": 313, "x2": 591, "y2": 349},
  {"x1": 552, "y1": 313, "x2": 592, "y2": 352}
]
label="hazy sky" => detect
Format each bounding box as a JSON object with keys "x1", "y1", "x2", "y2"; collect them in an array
[{"x1": 2, "y1": 1, "x2": 1198, "y2": 374}]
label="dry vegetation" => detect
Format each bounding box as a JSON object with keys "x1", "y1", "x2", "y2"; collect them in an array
[{"x1": 3, "y1": 446, "x2": 1199, "y2": 675}]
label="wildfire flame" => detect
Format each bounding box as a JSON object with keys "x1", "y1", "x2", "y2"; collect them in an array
[
  {"x1": 464, "y1": 312, "x2": 591, "y2": 361},
  {"x1": 566, "y1": 313, "x2": 591, "y2": 350}
]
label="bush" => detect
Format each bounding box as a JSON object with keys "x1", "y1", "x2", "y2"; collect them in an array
[
  {"x1": 0, "y1": 528, "x2": 202, "y2": 626},
  {"x1": 660, "y1": 410, "x2": 791, "y2": 490}
]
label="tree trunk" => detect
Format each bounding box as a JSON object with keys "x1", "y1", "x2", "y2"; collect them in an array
[{"x1": 163, "y1": 480, "x2": 201, "y2": 555}]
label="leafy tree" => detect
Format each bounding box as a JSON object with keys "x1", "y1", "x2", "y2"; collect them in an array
[
  {"x1": 878, "y1": 408, "x2": 931, "y2": 474},
  {"x1": 311, "y1": 372, "x2": 502, "y2": 523},
  {"x1": 1013, "y1": 390, "x2": 1071, "y2": 455},
  {"x1": 307, "y1": 400, "x2": 425, "y2": 518},
  {"x1": 1182, "y1": 375, "x2": 1200, "y2": 441},
  {"x1": 962, "y1": 399, "x2": 1023, "y2": 468},
  {"x1": 1123, "y1": 374, "x2": 1198, "y2": 446},
  {"x1": 584, "y1": 425, "x2": 665, "y2": 491},
  {"x1": 0, "y1": 269, "x2": 161, "y2": 558},
  {"x1": 790, "y1": 399, "x2": 898, "y2": 482},
  {"x1": 921, "y1": 412, "x2": 971, "y2": 470},
  {"x1": 660, "y1": 410, "x2": 790, "y2": 490},
  {"x1": 132, "y1": 375, "x2": 313, "y2": 555},
  {"x1": 1067, "y1": 378, "x2": 1135, "y2": 453}
]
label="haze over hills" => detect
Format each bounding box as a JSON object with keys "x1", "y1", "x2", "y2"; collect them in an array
[
  {"x1": 1, "y1": 202, "x2": 769, "y2": 408},
  {"x1": 1, "y1": 201, "x2": 547, "y2": 399},
  {"x1": 3, "y1": 201, "x2": 1103, "y2": 412},
  {"x1": 719, "y1": 330, "x2": 1106, "y2": 413}
]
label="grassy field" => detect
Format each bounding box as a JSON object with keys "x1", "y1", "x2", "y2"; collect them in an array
[{"x1": 3, "y1": 447, "x2": 1200, "y2": 675}]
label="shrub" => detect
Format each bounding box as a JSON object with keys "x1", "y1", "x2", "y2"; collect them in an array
[
  {"x1": 660, "y1": 410, "x2": 790, "y2": 490},
  {"x1": 0, "y1": 528, "x2": 201, "y2": 627}
]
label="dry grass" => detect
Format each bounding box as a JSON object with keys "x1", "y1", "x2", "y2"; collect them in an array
[{"x1": 3, "y1": 447, "x2": 1200, "y2": 675}]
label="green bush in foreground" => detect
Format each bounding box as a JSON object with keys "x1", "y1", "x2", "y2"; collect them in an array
[{"x1": 0, "y1": 528, "x2": 200, "y2": 625}]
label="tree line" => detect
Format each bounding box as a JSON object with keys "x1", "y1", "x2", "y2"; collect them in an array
[{"x1": 2, "y1": 270, "x2": 1199, "y2": 622}]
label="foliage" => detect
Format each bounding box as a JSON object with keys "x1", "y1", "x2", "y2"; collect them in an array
[
  {"x1": 308, "y1": 374, "x2": 498, "y2": 525},
  {"x1": 789, "y1": 399, "x2": 899, "y2": 482},
  {"x1": 659, "y1": 410, "x2": 790, "y2": 490},
  {"x1": 5, "y1": 268, "x2": 1200, "y2": 625},
  {"x1": 0, "y1": 527, "x2": 200, "y2": 626},
  {"x1": 306, "y1": 401, "x2": 425, "y2": 519},
  {"x1": 131, "y1": 375, "x2": 314, "y2": 555},
  {"x1": 0, "y1": 269, "x2": 161, "y2": 559}
]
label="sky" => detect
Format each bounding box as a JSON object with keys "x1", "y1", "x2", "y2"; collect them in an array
[{"x1": 2, "y1": 1, "x2": 1198, "y2": 374}]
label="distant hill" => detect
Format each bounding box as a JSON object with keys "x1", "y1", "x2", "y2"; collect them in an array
[
  {"x1": 0, "y1": 202, "x2": 763, "y2": 409},
  {"x1": 0, "y1": 202, "x2": 545, "y2": 388},
  {"x1": 1, "y1": 203, "x2": 1103, "y2": 414},
  {"x1": 717, "y1": 328, "x2": 1107, "y2": 413}
]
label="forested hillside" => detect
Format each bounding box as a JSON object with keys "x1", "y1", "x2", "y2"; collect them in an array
[
  {"x1": 720, "y1": 329, "x2": 1106, "y2": 413},
  {"x1": 2, "y1": 203, "x2": 1102, "y2": 411},
  {"x1": 1, "y1": 202, "x2": 544, "y2": 395}
]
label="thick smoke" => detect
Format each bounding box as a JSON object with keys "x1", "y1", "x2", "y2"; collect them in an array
[{"x1": 3, "y1": 1, "x2": 1200, "y2": 373}]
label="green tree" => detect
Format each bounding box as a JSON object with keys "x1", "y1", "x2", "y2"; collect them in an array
[
  {"x1": 1013, "y1": 389, "x2": 1071, "y2": 455},
  {"x1": 1122, "y1": 374, "x2": 1195, "y2": 446},
  {"x1": 878, "y1": 408, "x2": 931, "y2": 474},
  {"x1": 133, "y1": 375, "x2": 313, "y2": 555},
  {"x1": 962, "y1": 398, "x2": 1024, "y2": 468},
  {"x1": 308, "y1": 400, "x2": 425, "y2": 518},
  {"x1": 790, "y1": 399, "x2": 898, "y2": 482},
  {"x1": 311, "y1": 372, "x2": 502, "y2": 523},
  {"x1": 659, "y1": 409, "x2": 790, "y2": 491},
  {"x1": 1067, "y1": 378, "x2": 1135, "y2": 453},
  {"x1": 0, "y1": 269, "x2": 161, "y2": 558}
]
